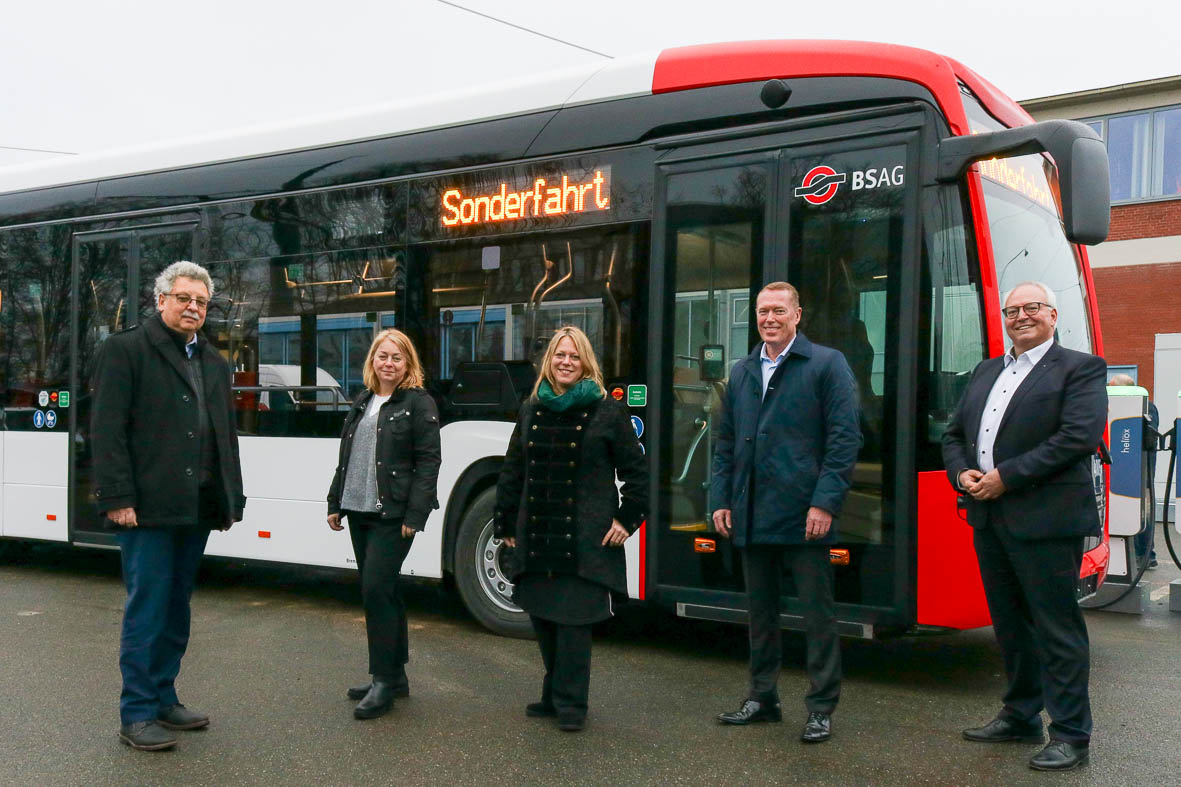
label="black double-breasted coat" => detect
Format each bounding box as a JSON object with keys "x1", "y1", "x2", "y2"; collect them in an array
[
  {"x1": 326, "y1": 387, "x2": 441, "y2": 531},
  {"x1": 91, "y1": 313, "x2": 246, "y2": 527},
  {"x1": 493, "y1": 395, "x2": 648, "y2": 596}
]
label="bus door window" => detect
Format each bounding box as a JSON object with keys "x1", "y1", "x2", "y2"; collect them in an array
[
  {"x1": 786, "y1": 145, "x2": 906, "y2": 605},
  {"x1": 134, "y1": 229, "x2": 196, "y2": 322},
  {"x1": 659, "y1": 160, "x2": 769, "y2": 592}
]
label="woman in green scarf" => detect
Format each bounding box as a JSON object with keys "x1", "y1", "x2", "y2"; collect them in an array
[{"x1": 494, "y1": 326, "x2": 648, "y2": 732}]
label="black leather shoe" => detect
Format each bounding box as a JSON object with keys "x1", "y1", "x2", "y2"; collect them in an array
[
  {"x1": 1029, "y1": 740, "x2": 1089, "y2": 771},
  {"x1": 118, "y1": 721, "x2": 177, "y2": 751},
  {"x1": 157, "y1": 704, "x2": 210, "y2": 731},
  {"x1": 347, "y1": 676, "x2": 409, "y2": 701},
  {"x1": 353, "y1": 681, "x2": 395, "y2": 720},
  {"x1": 557, "y1": 711, "x2": 585, "y2": 732},
  {"x1": 800, "y1": 712, "x2": 832, "y2": 743},
  {"x1": 526, "y1": 701, "x2": 557, "y2": 718},
  {"x1": 962, "y1": 716, "x2": 1044, "y2": 743},
  {"x1": 717, "y1": 699, "x2": 782, "y2": 725}
]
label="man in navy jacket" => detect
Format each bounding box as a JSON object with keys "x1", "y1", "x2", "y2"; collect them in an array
[
  {"x1": 943, "y1": 281, "x2": 1107, "y2": 772},
  {"x1": 711, "y1": 282, "x2": 861, "y2": 743}
]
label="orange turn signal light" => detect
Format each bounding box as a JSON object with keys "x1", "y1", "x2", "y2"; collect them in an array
[
  {"x1": 829, "y1": 548, "x2": 849, "y2": 566},
  {"x1": 46, "y1": 514, "x2": 57, "y2": 521},
  {"x1": 694, "y1": 537, "x2": 717, "y2": 553},
  {"x1": 258, "y1": 531, "x2": 271, "y2": 539}
]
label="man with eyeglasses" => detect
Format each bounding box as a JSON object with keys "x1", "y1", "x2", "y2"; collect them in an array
[
  {"x1": 943, "y1": 280, "x2": 1107, "y2": 772},
  {"x1": 92, "y1": 260, "x2": 245, "y2": 751}
]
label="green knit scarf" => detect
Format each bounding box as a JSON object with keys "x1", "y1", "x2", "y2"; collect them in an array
[{"x1": 536, "y1": 378, "x2": 604, "y2": 412}]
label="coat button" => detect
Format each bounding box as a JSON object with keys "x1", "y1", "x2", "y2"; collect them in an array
[
  {"x1": 532, "y1": 425, "x2": 538, "y2": 430},
  {"x1": 376, "y1": 502, "x2": 383, "y2": 509},
  {"x1": 576, "y1": 425, "x2": 582, "y2": 431},
  {"x1": 182, "y1": 395, "x2": 190, "y2": 402},
  {"x1": 391, "y1": 470, "x2": 397, "y2": 476},
  {"x1": 569, "y1": 442, "x2": 576, "y2": 448},
  {"x1": 568, "y1": 461, "x2": 575, "y2": 467},
  {"x1": 185, "y1": 468, "x2": 193, "y2": 476},
  {"x1": 377, "y1": 461, "x2": 383, "y2": 466},
  {"x1": 528, "y1": 441, "x2": 534, "y2": 447},
  {"x1": 188, "y1": 431, "x2": 195, "y2": 439}
]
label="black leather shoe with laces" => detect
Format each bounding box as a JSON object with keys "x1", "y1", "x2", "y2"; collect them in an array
[
  {"x1": 800, "y1": 712, "x2": 832, "y2": 743},
  {"x1": 717, "y1": 699, "x2": 782, "y2": 725},
  {"x1": 962, "y1": 716, "x2": 1044, "y2": 743},
  {"x1": 1029, "y1": 740, "x2": 1089, "y2": 771}
]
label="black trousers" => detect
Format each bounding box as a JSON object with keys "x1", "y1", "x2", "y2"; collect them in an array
[
  {"x1": 530, "y1": 616, "x2": 592, "y2": 719},
  {"x1": 347, "y1": 512, "x2": 415, "y2": 679},
  {"x1": 741, "y1": 543, "x2": 841, "y2": 714},
  {"x1": 973, "y1": 521, "x2": 1091, "y2": 744}
]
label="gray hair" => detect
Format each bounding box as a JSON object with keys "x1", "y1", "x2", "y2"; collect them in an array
[
  {"x1": 1003, "y1": 280, "x2": 1056, "y2": 308},
  {"x1": 1107, "y1": 373, "x2": 1136, "y2": 386},
  {"x1": 154, "y1": 261, "x2": 214, "y2": 300}
]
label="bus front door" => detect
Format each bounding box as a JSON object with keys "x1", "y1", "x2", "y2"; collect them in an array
[{"x1": 650, "y1": 115, "x2": 922, "y2": 635}]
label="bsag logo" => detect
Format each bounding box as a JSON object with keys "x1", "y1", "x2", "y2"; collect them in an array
[
  {"x1": 794, "y1": 166, "x2": 846, "y2": 205},
  {"x1": 795, "y1": 164, "x2": 906, "y2": 205}
]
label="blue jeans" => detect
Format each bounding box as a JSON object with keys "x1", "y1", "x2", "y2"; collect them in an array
[{"x1": 116, "y1": 527, "x2": 210, "y2": 724}]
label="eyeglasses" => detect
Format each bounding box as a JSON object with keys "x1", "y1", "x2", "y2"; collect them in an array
[
  {"x1": 1001, "y1": 301, "x2": 1050, "y2": 319},
  {"x1": 165, "y1": 293, "x2": 210, "y2": 309}
]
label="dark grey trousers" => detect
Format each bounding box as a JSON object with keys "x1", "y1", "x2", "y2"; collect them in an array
[
  {"x1": 741, "y1": 543, "x2": 841, "y2": 714},
  {"x1": 531, "y1": 616, "x2": 592, "y2": 719}
]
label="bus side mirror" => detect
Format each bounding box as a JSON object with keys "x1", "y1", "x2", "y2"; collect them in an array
[{"x1": 937, "y1": 119, "x2": 1110, "y2": 246}]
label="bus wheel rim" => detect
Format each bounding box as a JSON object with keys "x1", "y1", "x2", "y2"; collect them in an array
[{"x1": 476, "y1": 518, "x2": 521, "y2": 613}]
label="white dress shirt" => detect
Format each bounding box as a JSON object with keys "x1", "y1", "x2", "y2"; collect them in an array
[
  {"x1": 759, "y1": 336, "x2": 796, "y2": 398},
  {"x1": 974, "y1": 336, "x2": 1055, "y2": 473}
]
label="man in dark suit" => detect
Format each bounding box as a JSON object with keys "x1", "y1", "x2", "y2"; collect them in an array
[
  {"x1": 943, "y1": 280, "x2": 1107, "y2": 771},
  {"x1": 711, "y1": 282, "x2": 861, "y2": 743},
  {"x1": 92, "y1": 261, "x2": 245, "y2": 751}
]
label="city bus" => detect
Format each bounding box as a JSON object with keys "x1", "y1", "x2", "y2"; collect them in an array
[{"x1": 0, "y1": 40, "x2": 1111, "y2": 638}]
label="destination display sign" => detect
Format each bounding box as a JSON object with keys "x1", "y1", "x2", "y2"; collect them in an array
[{"x1": 441, "y1": 167, "x2": 611, "y2": 228}]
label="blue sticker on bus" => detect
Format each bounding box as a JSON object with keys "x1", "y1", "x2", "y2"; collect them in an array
[
  {"x1": 630, "y1": 415, "x2": 644, "y2": 438},
  {"x1": 32, "y1": 410, "x2": 46, "y2": 428}
]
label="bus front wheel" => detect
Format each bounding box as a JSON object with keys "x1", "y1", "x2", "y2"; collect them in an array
[{"x1": 454, "y1": 487, "x2": 533, "y2": 639}]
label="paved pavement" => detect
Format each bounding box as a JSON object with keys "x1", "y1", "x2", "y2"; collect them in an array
[{"x1": 1, "y1": 541, "x2": 1178, "y2": 786}]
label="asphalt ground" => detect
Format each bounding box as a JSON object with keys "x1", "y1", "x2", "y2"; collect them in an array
[{"x1": 1, "y1": 541, "x2": 1178, "y2": 786}]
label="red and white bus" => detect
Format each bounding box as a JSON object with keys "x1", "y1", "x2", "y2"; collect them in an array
[{"x1": 0, "y1": 40, "x2": 1110, "y2": 637}]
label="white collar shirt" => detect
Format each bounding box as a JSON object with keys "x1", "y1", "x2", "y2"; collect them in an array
[
  {"x1": 759, "y1": 336, "x2": 796, "y2": 399},
  {"x1": 974, "y1": 336, "x2": 1055, "y2": 473}
]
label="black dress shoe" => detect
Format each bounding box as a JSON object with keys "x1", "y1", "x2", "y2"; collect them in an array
[
  {"x1": 800, "y1": 712, "x2": 832, "y2": 743},
  {"x1": 557, "y1": 711, "x2": 585, "y2": 732},
  {"x1": 353, "y1": 681, "x2": 395, "y2": 720},
  {"x1": 347, "y1": 676, "x2": 409, "y2": 701},
  {"x1": 118, "y1": 721, "x2": 177, "y2": 751},
  {"x1": 962, "y1": 716, "x2": 1044, "y2": 743},
  {"x1": 717, "y1": 698, "x2": 782, "y2": 725},
  {"x1": 1029, "y1": 740, "x2": 1089, "y2": 771},
  {"x1": 526, "y1": 701, "x2": 557, "y2": 718},
  {"x1": 157, "y1": 704, "x2": 210, "y2": 731}
]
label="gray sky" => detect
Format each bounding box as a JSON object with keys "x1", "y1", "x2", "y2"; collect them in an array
[{"x1": 1, "y1": 0, "x2": 1174, "y2": 168}]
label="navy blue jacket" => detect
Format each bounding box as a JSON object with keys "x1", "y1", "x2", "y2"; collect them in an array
[{"x1": 710, "y1": 333, "x2": 862, "y2": 546}]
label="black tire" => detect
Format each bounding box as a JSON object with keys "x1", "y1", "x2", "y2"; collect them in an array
[{"x1": 453, "y1": 487, "x2": 533, "y2": 638}]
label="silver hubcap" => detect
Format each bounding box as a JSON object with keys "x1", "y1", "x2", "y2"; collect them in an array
[{"x1": 475, "y1": 518, "x2": 521, "y2": 613}]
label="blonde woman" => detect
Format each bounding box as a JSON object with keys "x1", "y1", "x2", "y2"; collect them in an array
[
  {"x1": 327, "y1": 329, "x2": 441, "y2": 720},
  {"x1": 494, "y1": 326, "x2": 648, "y2": 731}
]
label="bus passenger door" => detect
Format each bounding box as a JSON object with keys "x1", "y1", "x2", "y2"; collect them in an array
[
  {"x1": 651, "y1": 154, "x2": 772, "y2": 595},
  {"x1": 70, "y1": 224, "x2": 197, "y2": 545}
]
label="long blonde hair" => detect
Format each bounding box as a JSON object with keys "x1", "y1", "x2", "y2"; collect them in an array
[
  {"x1": 362, "y1": 328, "x2": 425, "y2": 392},
  {"x1": 531, "y1": 325, "x2": 605, "y2": 399}
]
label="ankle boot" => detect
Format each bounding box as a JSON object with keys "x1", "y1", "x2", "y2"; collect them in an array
[{"x1": 353, "y1": 680, "x2": 395, "y2": 720}]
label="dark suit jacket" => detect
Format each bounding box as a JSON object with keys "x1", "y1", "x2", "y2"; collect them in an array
[
  {"x1": 710, "y1": 333, "x2": 862, "y2": 547},
  {"x1": 91, "y1": 313, "x2": 246, "y2": 527},
  {"x1": 942, "y1": 342, "x2": 1107, "y2": 540}
]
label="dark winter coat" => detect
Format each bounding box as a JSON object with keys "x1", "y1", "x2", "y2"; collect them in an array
[
  {"x1": 941, "y1": 343, "x2": 1107, "y2": 539},
  {"x1": 710, "y1": 333, "x2": 862, "y2": 547},
  {"x1": 493, "y1": 395, "x2": 648, "y2": 595},
  {"x1": 91, "y1": 313, "x2": 246, "y2": 527},
  {"x1": 327, "y1": 387, "x2": 441, "y2": 530}
]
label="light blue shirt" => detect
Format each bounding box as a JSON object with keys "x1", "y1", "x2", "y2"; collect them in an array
[
  {"x1": 184, "y1": 334, "x2": 198, "y2": 359},
  {"x1": 975, "y1": 336, "x2": 1055, "y2": 473},
  {"x1": 759, "y1": 336, "x2": 796, "y2": 398}
]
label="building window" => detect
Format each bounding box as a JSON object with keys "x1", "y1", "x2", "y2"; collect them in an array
[{"x1": 1085, "y1": 105, "x2": 1181, "y2": 203}]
